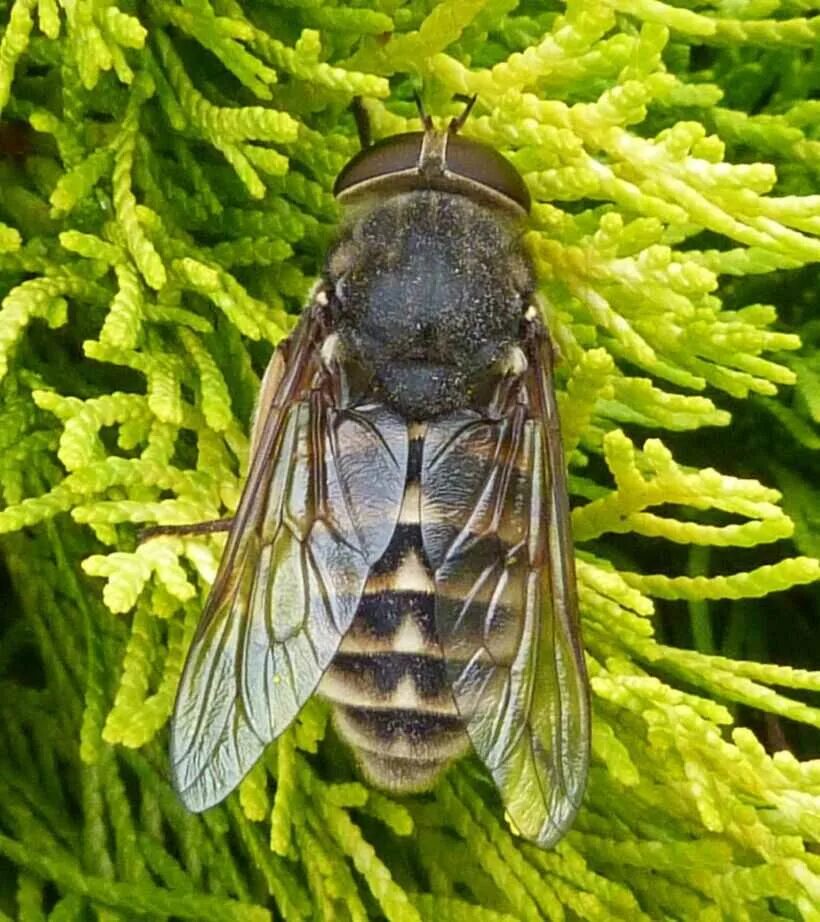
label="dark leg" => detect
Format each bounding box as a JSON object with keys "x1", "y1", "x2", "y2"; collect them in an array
[
  {"x1": 351, "y1": 97, "x2": 372, "y2": 150},
  {"x1": 139, "y1": 518, "x2": 234, "y2": 543}
]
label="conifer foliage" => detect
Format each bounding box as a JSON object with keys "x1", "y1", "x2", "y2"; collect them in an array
[{"x1": 0, "y1": 0, "x2": 819, "y2": 919}]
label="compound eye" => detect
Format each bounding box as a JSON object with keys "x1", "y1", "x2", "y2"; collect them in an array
[
  {"x1": 445, "y1": 134, "x2": 531, "y2": 213},
  {"x1": 333, "y1": 127, "x2": 531, "y2": 214},
  {"x1": 333, "y1": 133, "x2": 424, "y2": 199}
]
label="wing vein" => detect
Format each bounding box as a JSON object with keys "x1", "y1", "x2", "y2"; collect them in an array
[{"x1": 424, "y1": 330, "x2": 589, "y2": 847}]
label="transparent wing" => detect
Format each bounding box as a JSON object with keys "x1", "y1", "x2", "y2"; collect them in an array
[
  {"x1": 171, "y1": 308, "x2": 408, "y2": 812},
  {"x1": 421, "y1": 327, "x2": 589, "y2": 848}
]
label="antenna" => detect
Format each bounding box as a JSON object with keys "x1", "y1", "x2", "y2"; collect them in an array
[
  {"x1": 412, "y1": 90, "x2": 434, "y2": 131},
  {"x1": 449, "y1": 94, "x2": 478, "y2": 134}
]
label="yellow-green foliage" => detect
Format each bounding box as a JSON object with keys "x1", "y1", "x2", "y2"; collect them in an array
[{"x1": 1, "y1": 0, "x2": 819, "y2": 920}]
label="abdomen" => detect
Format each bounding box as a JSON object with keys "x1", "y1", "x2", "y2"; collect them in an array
[{"x1": 318, "y1": 424, "x2": 470, "y2": 790}]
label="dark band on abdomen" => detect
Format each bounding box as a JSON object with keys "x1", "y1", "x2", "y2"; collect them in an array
[{"x1": 319, "y1": 425, "x2": 471, "y2": 790}]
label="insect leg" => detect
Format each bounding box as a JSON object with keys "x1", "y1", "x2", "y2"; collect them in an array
[{"x1": 139, "y1": 518, "x2": 234, "y2": 542}]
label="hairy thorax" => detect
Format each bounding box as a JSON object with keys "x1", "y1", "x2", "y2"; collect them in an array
[{"x1": 325, "y1": 190, "x2": 535, "y2": 419}]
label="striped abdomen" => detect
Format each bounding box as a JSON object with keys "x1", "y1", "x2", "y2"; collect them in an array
[{"x1": 318, "y1": 425, "x2": 470, "y2": 790}]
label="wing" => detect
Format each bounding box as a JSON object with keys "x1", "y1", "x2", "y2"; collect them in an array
[
  {"x1": 421, "y1": 322, "x2": 589, "y2": 848},
  {"x1": 171, "y1": 304, "x2": 408, "y2": 811}
]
